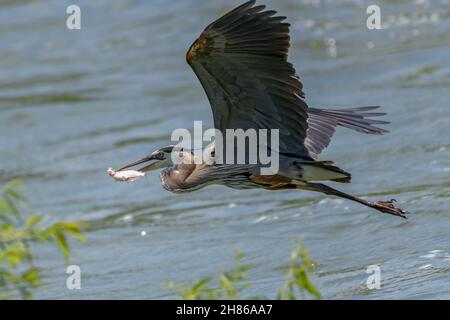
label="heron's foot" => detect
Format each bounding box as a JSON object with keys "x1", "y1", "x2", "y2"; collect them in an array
[{"x1": 370, "y1": 199, "x2": 408, "y2": 219}]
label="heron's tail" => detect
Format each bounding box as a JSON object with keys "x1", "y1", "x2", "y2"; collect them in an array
[{"x1": 308, "y1": 106, "x2": 389, "y2": 135}]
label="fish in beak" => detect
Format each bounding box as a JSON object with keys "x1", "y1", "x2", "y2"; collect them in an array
[
  {"x1": 107, "y1": 168, "x2": 145, "y2": 182},
  {"x1": 108, "y1": 149, "x2": 174, "y2": 182},
  {"x1": 107, "y1": 155, "x2": 158, "y2": 183}
]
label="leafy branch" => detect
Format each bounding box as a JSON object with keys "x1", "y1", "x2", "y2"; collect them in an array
[
  {"x1": 169, "y1": 245, "x2": 321, "y2": 300},
  {"x1": 0, "y1": 179, "x2": 85, "y2": 299}
]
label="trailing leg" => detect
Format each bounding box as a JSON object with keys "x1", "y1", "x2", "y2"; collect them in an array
[{"x1": 299, "y1": 182, "x2": 408, "y2": 218}]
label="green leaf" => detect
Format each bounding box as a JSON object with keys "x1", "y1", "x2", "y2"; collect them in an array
[
  {"x1": 235, "y1": 251, "x2": 246, "y2": 260},
  {"x1": 55, "y1": 222, "x2": 86, "y2": 241},
  {"x1": 219, "y1": 273, "x2": 235, "y2": 296},
  {"x1": 5, "y1": 179, "x2": 23, "y2": 190},
  {"x1": 191, "y1": 278, "x2": 211, "y2": 292},
  {"x1": 24, "y1": 215, "x2": 42, "y2": 229},
  {"x1": 54, "y1": 230, "x2": 69, "y2": 259},
  {"x1": 0, "y1": 199, "x2": 14, "y2": 216},
  {"x1": 3, "y1": 187, "x2": 25, "y2": 204},
  {"x1": 21, "y1": 267, "x2": 41, "y2": 287}
]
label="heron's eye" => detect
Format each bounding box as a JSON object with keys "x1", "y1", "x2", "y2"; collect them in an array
[{"x1": 158, "y1": 152, "x2": 165, "y2": 159}]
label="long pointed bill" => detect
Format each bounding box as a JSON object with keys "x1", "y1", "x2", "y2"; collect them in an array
[{"x1": 117, "y1": 155, "x2": 156, "y2": 172}]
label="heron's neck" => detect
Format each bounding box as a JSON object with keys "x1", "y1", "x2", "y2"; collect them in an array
[{"x1": 160, "y1": 163, "x2": 197, "y2": 193}]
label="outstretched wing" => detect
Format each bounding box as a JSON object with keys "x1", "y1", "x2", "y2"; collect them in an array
[{"x1": 187, "y1": 0, "x2": 311, "y2": 159}]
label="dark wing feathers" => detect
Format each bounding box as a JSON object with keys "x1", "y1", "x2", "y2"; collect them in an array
[
  {"x1": 305, "y1": 106, "x2": 389, "y2": 158},
  {"x1": 187, "y1": 1, "x2": 389, "y2": 160},
  {"x1": 187, "y1": 0, "x2": 311, "y2": 158}
]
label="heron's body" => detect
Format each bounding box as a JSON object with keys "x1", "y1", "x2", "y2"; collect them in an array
[
  {"x1": 159, "y1": 146, "x2": 348, "y2": 193},
  {"x1": 117, "y1": 0, "x2": 408, "y2": 218}
]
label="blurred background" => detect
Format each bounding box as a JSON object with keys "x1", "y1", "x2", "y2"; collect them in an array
[{"x1": 0, "y1": 0, "x2": 449, "y2": 299}]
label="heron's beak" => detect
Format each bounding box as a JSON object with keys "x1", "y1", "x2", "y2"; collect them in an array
[{"x1": 117, "y1": 155, "x2": 159, "y2": 173}]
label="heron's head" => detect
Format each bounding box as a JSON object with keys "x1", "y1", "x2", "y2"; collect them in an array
[{"x1": 117, "y1": 145, "x2": 175, "y2": 173}]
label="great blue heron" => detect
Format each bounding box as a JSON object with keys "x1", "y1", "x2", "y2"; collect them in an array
[{"x1": 115, "y1": 0, "x2": 408, "y2": 218}]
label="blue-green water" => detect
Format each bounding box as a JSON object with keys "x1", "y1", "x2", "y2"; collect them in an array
[{"x1": 1, "y1": 0, "x2": 449, "y2": 299}]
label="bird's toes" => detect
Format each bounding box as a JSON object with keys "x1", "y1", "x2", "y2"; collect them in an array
[{"x1": 371, "y1": 200, "x2": 409, "y2": 219}]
